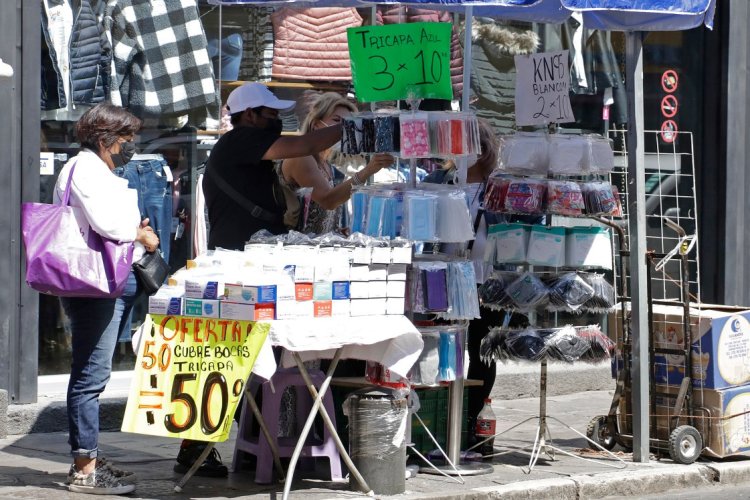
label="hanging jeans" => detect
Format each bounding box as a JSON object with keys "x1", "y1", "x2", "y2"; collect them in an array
[
  {"x1": 62, "y1": 271, "x2": 140, "y2": 459},
  {"x1": 113, "y1": 157, "x2": 172, "y2": 341},
  {"x1": 113, "y1": 157, "x2": 173, "y2": 263},
  {"x1": 206, "y1": 32, "x2": 243, "y2": 81}
]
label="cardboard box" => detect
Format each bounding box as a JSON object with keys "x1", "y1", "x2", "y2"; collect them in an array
[
  {"x1": 148, "y1": 295, "x2": 182, "y2": 316},
  {"x1": 183, "y1": 298, "x2": 220, "y2": 318},
  {"x1": 223, "y1": 283, "x2": 255, "y2": 303},
  {"x1": 368, "y1": 281, "x2": 387, "y2": 298},
  {"x1": 295, "y1": 283, "x2": 313, "y2": 301},
  {"x1": 386, "y1": 297, "x2": 405, "y2": 315},
  {"x1": 332, "y1": 300, "x2": 350, "y2": 316},
  {"x1": 386, "y1": 280, "x2": 406, "y2": 298},
  {"x1": 370, "y1": 246, "x2": 392, "y2": 264},
  {"x1": 349, "y1": 281, "x2": 369, "y2": 299},
  {"x1": 332, "y1": 281, "x2": 350, "y2": 300},
  {"x1": 352, "y1": 246, "x2": 371, "y2": 264},
  {"x1": 350, "y1": 298, "x2": 387, "y2": 317},
  {"x1": 220, "y1": 301, "x2": 255, "y2": 320},
  {"x1": 349, "y1": 264, "x2": 370, "y2": 282},
  {"x1": 387, "y1": 264, "x2": 408, "y2": 281},
  {"x1": 314, "y1": 301, "x2": 332, "y2": 318},
  {"x1": 609, "y1": 304, "x2": 750, "y2": 389},
  {"x1": 621, "y1": 384, "x2": 750, "y2": 459},
  {"x1": 275, "y1": 299, "x2": 297, "y2": 320},
  {"x1": 148, "y1": 286, "x2": 184, "y2": 315},
  {"x1": 368, "y1": 264, "x2": 388, "y2": 281},
  {"x1": 313, "y1": 282, "x2": 333, "y2": 301},
  {"x1": 290, "y1": 264, "x2": 315, "y2": 283},
  {"x1": 254, "y1": 303, "x2": 276, "y2": 320},
  {"x1": 276, "y1": 279, "x2": 296, "y2": 302},
  {"x1": 391, "y1": 246, "x2": 412, "y2": 264},
  {"x1": 223, "y1": 283, "x2": 276, "y2": 304},
  {"x1": 184, "y1": 279, "x2": 223, "y2": 299}
]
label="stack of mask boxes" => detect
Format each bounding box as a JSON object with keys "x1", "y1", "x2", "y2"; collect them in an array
[{"x1": 148, "y1": 243, "x2": 411, "y2": 321}]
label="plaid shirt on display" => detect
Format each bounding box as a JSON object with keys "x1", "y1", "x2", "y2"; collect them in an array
[{"x1": 105, "y1": 0, "x2": 219, "y2": 117}]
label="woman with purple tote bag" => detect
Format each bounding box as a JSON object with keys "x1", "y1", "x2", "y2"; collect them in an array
[{"x1": 22, "y1": 104, "x2": 159, "y2": 495}]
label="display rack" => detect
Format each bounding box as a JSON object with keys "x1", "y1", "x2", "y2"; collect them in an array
[{"x1": 473, "y1": 128, "x2": 628, "y2": 472}]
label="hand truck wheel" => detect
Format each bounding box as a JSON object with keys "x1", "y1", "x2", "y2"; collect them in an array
[
  {"x1": 668, "y1": 425, "x2": 702, "y2": 464},
  {"x1": 586, "y1": 415, "x2": 617, "y2": 451}
]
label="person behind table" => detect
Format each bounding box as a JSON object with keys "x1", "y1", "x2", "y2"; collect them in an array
[
  {"x1": 58, "y1": 103, "x2": 159, "y2": 495},
  {"x1": 280, "y1": 92, "x2": 394, "y2": 234},
  {"x1": 175, "y1": 82, "x2": 345, "y2": 477},
  {"x1": 422, "y1": 118, "x2": 536, "y2": 444}
]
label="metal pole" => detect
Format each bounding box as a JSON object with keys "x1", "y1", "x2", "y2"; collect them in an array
[
  {"x1": 446, "y1": 333, "x2": 465, "y2": 463},
  {"x1": 454, "y1": 6, "x2": 473, "y2": 186},
  {"x1": 625, "y1": 31, "x2": 650, "y2": 463}
]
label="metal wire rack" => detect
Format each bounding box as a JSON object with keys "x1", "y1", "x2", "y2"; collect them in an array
[{"x1": 606, "y1": 126, "x2": 708, "y2": 449}]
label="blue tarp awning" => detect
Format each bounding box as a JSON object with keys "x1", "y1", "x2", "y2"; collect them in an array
[
  {"x1": 208, "y1": 0, "x2": 716, "y2": 31},
  {"x1": 560, "y1": 0, "x2": 716, "y2": 30}
]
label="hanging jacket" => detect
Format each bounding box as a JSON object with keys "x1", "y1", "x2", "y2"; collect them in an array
[
  {"x1": 271, "y1": 7, "x2": 363, "y2": 81},
  {"x1": 41, "y1": 0, "x2": 110, "y2": 110},
  {"x1": 103, "y1": 0, "x2": 219, "y2": 117},
  {"x1": 376, "y1": 6, "x2": 464, "y2": 98},
  {"x1": 461, "y1": 19, "x2": 539, "y2": 134},
  {"x1": 561, "y1": 17, "x2": 628, "y2": 127}
]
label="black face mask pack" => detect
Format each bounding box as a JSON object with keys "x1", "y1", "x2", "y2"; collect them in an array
[{"x1": 111, "y1": 141, "x2": 136, "y2": 168}]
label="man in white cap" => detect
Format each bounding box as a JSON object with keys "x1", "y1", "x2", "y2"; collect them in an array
[
  {"x1": 202, "y1": 82, "x2": 344, "y2": 252},
  {"x1": 176, "y1": 83, "x2": 343, "y2": 477}
]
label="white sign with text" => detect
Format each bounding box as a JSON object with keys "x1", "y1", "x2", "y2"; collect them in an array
[{"x1": 515, "y1": 50, "x2": 574, "y2": 126}]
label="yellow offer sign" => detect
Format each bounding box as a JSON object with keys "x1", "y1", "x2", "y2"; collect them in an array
[{"x1": 122, "y1": 314, "x2": 270, "y2": 442}]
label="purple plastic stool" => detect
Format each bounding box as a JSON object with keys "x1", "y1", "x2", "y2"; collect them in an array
[{"x1": 231, "y1": 367, "x2": 342, "y2": 484}]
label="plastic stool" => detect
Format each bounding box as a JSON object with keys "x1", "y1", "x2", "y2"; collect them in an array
[{"x1": 232, "y1": 367, "x2": 342, "y2": 484}]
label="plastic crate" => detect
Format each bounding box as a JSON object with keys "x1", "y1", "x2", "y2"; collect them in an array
[{"x1": 409, "y1": 387, "x2": 468, "y2": 456}]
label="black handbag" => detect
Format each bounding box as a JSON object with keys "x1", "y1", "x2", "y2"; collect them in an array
[{"x1": 132, "y1": 250, "x2": 170, "y2": 295}]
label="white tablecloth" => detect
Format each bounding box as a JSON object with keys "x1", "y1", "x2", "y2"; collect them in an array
[{"x1": 251, "y1": 315, "x2": 423, "y2": 381}]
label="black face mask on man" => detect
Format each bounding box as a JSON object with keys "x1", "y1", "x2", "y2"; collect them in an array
[
  {"x1": 111, "y1": 141, "x2": 136, "y2": 168},
  {"x1": 267, "y1": 118, "x2": 283, "y2": 135}
]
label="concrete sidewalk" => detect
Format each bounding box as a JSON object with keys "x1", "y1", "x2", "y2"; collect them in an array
[{"x1": 2, "y1": 390, "x2": 750, "y2": 499}]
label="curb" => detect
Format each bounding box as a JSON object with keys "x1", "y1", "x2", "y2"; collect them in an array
[
  {"x1": 7, "y1": 396, "x2": 125, "y2": 435},
  {"x1": 404, "y1": 462, "x2": 745, "y2": 499}
]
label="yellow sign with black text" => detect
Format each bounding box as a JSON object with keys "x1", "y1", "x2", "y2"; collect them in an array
[{"x1": 122, "y1": 314, "x2": 269, "y2": 442}]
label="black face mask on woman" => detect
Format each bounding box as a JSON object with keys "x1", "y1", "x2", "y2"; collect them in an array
[{"x1": 111, "y1": 141, "x2": 136, "y2": 168}]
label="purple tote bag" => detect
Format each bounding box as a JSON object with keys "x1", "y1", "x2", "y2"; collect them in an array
[{"x1": 21, "y1": 160, "x2": 134, "y2": 298}]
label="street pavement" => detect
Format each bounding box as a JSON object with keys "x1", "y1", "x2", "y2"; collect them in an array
[{"x1": 3, "y1": 389, "x2": 750, "y2": 499}]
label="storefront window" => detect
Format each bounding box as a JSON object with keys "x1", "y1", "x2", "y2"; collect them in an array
[{"x1": 37, "y1": 3, "x2": 710, "y2": 375}]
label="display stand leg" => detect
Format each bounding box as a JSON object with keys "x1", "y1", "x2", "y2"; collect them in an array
[
  {"x1": 420, "y1": 329, "x2": 493, "y2": 477},
  {"x1": 282, "y1": 350, "x2": 373, "y2": 500},
  {"x1": 173, "y1": 442, "x2": 214, "y2": 492},
  {"x1": 467, "y1": 360, "x2": 627, "y2": 473}
]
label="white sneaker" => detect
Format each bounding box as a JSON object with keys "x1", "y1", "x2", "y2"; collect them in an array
[
  {"x1": 67, "y1": 458, "x2": 136, "y2": 485},
  {"x1": 68, "y1": 467, "x2": 135, "y2": 495}
]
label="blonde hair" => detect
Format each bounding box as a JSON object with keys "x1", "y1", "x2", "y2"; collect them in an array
[{"x1": 300, "y1": 92, "x2": 357, "y2": 134}]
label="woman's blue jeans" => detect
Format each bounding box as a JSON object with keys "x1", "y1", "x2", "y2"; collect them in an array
[{"x1": 62, "y1": 271, "x2": 140, "y2": 459}]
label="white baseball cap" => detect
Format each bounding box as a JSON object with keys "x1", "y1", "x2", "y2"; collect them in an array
[{"x1": 226, "y1": 83, "x2": 295, "y2": 114}]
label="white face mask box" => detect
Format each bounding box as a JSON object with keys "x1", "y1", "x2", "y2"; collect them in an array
[
  {"x1": 148, "y1": 286, "x2": 184, "y2": 315},
  {"x1": 566, "y1": 226, "x2": 612, "y2": 270},
  {"x1": 220, "y1": 301, "x2": 255, "y2": 320},
  {"x1": 526, "y1": 226, "x2": 566, "y2": 267},
  {"x1": 185, "y1": 278, "x2": 223, "y2": 299},
  {"x1": 490, "y1": 223, "x2": 530, "y2": 264},
  {"x1": 183, "y1": 298, "x2": 220, "y2": 318}
]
